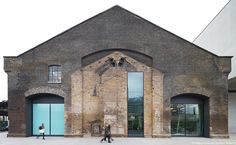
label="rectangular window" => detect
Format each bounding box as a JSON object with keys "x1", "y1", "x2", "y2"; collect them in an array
[
  {"x1": 127, "y1": 72, "x2": 144, "y2": 137},
  {"x1": 48, "y1": 65, "x2": 61, "y2": 83}
]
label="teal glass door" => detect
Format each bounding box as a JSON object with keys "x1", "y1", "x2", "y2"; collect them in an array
[
  {"x1": 33, "y1": 104, "x2": 50, "y2": 135},
  {"x1": 128, "y1": 72, "x2": 144, "y2": 137},
  {"x1": 51, "y1": 104, "x2": 64, "y2": 135},
  {"x1": 32, "y1": 103, "x2": 64, "y2": 135}
]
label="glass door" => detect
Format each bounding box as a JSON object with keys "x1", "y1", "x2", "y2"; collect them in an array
[
  {"x1": 51, "y1": 104, "x2": 64, "y2": 135},
  {"x1": 128, "y1": 72, "x2": 144, "y2": 137},
  {"x1": 32, "y1": 103, "x2": 64, "y2": 135},
  {"x1": 185, "y1": 104, "x2": 203, "y2": 136},
  {"x1": 171, "y1": 104, "x2": 185, "y2": 136},
  {"x1": 171, "y1": 104, "x2": 203, "y2": 136},
  {"x1": 33, "y1": 104, "x2": 50, "y2": 135}
]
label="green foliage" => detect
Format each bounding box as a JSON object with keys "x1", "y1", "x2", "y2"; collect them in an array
[
  {"x1": 0, "y1": 120, "x2": 7, "y2": 128},
  {"x1": 0, "y1": 120, "x2": 3, "y2": 127}
]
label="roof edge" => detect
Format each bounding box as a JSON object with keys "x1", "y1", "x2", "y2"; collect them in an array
[
  {"x1": 219, "y1": 56, "x2": 233, "y2": 58},
  {"x1": 4, "y1": 56, "x2": 18, "y2": 58},
  {"x1": 15, "y1": 5, "x2": 231, "y2": 58},
  {"x1": 113, "y1": 5, "x2": 230, "y2": 58},
  {"x1": 17, "y1": 5, "x2": 123, "y2": 57}
]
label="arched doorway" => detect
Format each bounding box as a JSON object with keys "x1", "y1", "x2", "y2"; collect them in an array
[
  {"x1": 171, "y1": 94, "x2": 209, "y2": 137},
  {"x1": 26, "y1": 94, "x2": 64, "y2": 136}
]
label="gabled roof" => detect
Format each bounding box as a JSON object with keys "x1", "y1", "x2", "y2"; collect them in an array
[{"x1": 16, "y1": 5, "x2": 231, "y2": 58}]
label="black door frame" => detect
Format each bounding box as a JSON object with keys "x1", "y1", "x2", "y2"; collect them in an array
[{"x1": 171, "y1": 94, "x2": 209, "y2": 137}]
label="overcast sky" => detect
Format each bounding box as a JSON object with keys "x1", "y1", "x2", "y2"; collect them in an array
[{"x1": 0, "y1": 0, "x2": 229, "y2": 101}]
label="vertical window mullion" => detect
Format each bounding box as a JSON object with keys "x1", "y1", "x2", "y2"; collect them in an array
[
  {"x1": 185, "y1": 104, "x2": 186, "y2": 136},
  {"x1": 49, "y1": 104, "x2": 51, "y2": 135}
]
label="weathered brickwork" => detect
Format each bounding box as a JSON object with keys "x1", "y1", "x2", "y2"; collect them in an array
[
  {"x1": 152, "y1": 69, "x2": 164, "y2": 137},
  {"x1": 4, "y1": 6, "x2": 231, "y2": 138},
  {"x1": 77, "y1": 52, "x2": 162, "y2": 137}
]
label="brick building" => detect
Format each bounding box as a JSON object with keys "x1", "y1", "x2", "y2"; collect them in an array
[{"x1": 4, "y1": 6, "x2": 231, "y2": 138}]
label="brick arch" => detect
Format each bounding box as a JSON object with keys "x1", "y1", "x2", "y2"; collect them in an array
[
  {"x1": 25, "y1": 92, "x2": 64, "y2": 136},
  {"x1": 24, "y1": 87, "x2": 66, "y2": 98},
  {"x1": 171, "y1": 93, "x2": 209, "y2": 100},
  {"x1": 170, "y1": 87, "x2": 212, "y2": 99}
]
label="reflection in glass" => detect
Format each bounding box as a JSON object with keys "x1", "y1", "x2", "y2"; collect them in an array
[
  {"x1": 171, "y1": 104, "x2": 185, "y2": 136},
  {"x1": 171, "y1": 104, "x2": 203, "y2": 137},
  {"x1": 185, "y1": 104, "x2": 203, "y2": 136},
  {"x1": 128, "y1": 72, "x2": 144, "y2": 137},
  {"x1": 48, "y1": 65, "x2": 61, "y2": 83}
]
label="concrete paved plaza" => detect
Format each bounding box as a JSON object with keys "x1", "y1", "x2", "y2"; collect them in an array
[{"x1": 1, "y1": 132, "x2": 236, "y2": 145}]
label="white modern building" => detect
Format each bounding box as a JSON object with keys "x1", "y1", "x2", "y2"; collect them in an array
[
  {"x1": 229, "y1": 77, "x2": 236, "y2": 134},
  {"x1": 194, "y1": 0, "x2": 235, "y2": 78},
  {"x1": 194, "y1": 0, "x2": 236, "y2": 134}
]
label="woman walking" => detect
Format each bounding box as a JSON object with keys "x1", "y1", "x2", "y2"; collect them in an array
[
  {"x1": 100, "y1": 124, "x2": 112, "y2": 143},
  {"x1": 37, "y1": 123, "x2": 45, "y2": 140}
]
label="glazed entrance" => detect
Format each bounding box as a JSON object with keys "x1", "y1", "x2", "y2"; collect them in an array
[
  {"x1": 27, "y1": 94, "x2": 64, "y2": 136},
  {"x1": 171, "y1": 104, "x2": 203, "y2": 136},
  {"x1": 170, "y1": 94, "x2": 209, "y2": 137}
]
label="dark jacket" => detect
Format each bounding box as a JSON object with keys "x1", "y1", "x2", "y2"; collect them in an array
[{"x1": 104, "y1": 126, "x2": 111, "y2": 136}]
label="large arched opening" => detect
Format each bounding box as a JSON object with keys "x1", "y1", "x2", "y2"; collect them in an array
[
  {"x1": 171, "y1": 93, "x2": 209, "y2": 137},
  {"x1": 26, "y1": 93, "x2": 64, "y2": 136}
]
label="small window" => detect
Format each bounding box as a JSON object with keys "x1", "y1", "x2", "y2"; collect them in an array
[{"x1": 48, "y1": 65, "x2": 61, "y2": 83}]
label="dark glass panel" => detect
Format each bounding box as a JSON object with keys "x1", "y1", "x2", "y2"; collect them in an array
[
  {"x1": 128, "y1": 72, "x2": 144, "y2": 137},
  {"x1": 171, "y1": 103, "x2": 203, "y2": 137},
  {"x1": 171, "y1": 104, "x2": 186, "y2": 136},
  {"x1": 185, "y1": 104, "x2": 203, "y2": 136}
]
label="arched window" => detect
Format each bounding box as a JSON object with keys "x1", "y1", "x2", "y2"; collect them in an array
[{"x1": 48, "y1": 65, "x2": 61, "y2": 83}]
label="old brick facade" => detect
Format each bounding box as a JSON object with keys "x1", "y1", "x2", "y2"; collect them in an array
[{"x1": 4, "y1": 6, "x2": 231, "y2": 138}]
